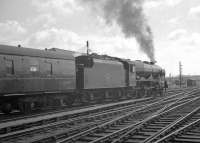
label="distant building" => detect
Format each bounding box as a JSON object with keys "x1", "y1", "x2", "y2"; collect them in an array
[{"x1": 166, "y1": 75, "x2": 200, "y2": 88}]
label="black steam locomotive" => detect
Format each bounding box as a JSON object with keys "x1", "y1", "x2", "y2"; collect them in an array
[{"x1": 0, "y1": 45, "x2": 165, "y2": 113}]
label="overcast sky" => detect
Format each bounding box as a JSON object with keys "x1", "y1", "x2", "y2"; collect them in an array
[{"x1": 0, "y1": 0, "x2": 200, "y2": 76}]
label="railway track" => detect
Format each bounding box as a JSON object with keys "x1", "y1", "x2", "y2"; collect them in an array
[
  {"x1": 97, "y1": 93, "x2": 200, "y2": 143},
  {"x1": 54, "y1": 89, "x2": 199, "y2": 143},
  {"x1": 0, "y1": 89, "x2": 194, "y2": 143},
  {"x1": 0, "y1": 91, "x2": 183, "y2": 135},
  {"x1": 111, "y1": 98, "x2": 200, "y2": 143},
  {"x1": 33, "y1": 89, "x2": 199, "y2": 143},
  {"x1": 155, "y1": 108, "x2": 200, "y2": 143},
  {"x1": 0, "y1": 87, "x2": 188, "y2": 123},
  {"x1": 0, "y1": 97, "x2": 164, "y2": 143},
  {"x1": 0, "y1": 98, "x2": 151, "y2": 130},
  {"x1": 0, "y1": 88, "x2": 187, "y2": 125},
  {"x1": 0, "y1": 88, "x2": 197, "y2": 143},
  {"x1": 0, "y1": 97, "x2": 147, "y2": 123}
]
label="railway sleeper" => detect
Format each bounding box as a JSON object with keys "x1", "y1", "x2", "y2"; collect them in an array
[
  {"x1": 174, "y1": 136, "x2": 200, "y2": 143},
  {"x1": 179, "y1": 134, "x2": 200, "y2": 139}
]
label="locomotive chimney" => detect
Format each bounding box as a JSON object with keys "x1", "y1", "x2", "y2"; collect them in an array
[{"x1": 150, "y1": 60, "x2": 156, "y2": 65}]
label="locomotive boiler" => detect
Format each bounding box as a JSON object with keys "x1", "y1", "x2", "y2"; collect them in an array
[{"x1": 134, "y1": 60, "x2": 165, "y2": 96}]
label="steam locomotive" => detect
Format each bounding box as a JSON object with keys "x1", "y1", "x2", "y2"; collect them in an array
[{"x1": 0, "y1": 44, "x2": 165, "y2": 113}]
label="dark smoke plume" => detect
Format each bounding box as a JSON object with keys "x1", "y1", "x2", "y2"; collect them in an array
[{"x1": 79, "y1": 0, "x2": 155, "y2": 62}]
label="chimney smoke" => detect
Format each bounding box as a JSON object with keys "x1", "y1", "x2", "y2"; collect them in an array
[{"x1": 79, "y1": 0, "x2": 155, "y2": 62}]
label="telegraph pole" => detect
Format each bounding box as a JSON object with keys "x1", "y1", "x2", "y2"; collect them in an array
[
  {"x1": 179, "y1": 61, "x2": 182, "y2": 88},
  {"x1": 86, "y1": 40, "x2": 89, "y2": 55}
]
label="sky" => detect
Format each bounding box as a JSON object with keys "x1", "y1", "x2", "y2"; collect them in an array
[{"x1": 0, "y1": 0, "x2": 200, "y2": 76}]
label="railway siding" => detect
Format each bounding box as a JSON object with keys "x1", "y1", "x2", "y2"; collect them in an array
[
  {"x1": 0, "y1": 98, "x2": 156, "y2": 142},
  {"x1": 110, "y1": 95, "x2": 200, "y2": 143},
  {"x1": 0, "y1": 98, "x2": 148, "y2": 134},
  {"x1": 57, "y1": 90, "x2": 198, "y2": 143},
  {"x1": 0, "y1": 88, "x2": 198, "y2": 143},
  {"x1": 156, "y1": 109, "x2": 200, "y2": 142}
]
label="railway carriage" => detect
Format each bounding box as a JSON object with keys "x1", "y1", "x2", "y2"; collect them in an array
[{"x1": 0, "y1": 45, "x2": 76, "y2": 113}]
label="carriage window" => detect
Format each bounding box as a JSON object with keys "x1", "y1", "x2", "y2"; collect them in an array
[
  {"x1": 45, "y1": 62, "x2": 53, "y2": 75},
  {"x1": 5, "y1": 59, "x2": 14, "y2": 75}
]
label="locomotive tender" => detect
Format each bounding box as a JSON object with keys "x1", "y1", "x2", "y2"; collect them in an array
[{"x1": 0, "y1": 44, "x2": 165, "y2": 113}]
